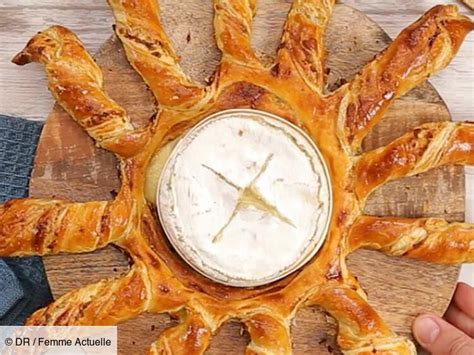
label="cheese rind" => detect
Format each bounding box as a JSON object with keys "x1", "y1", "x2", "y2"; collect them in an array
[{"x1": 158, "y1": 110, "x2": 332, "y2": 287}]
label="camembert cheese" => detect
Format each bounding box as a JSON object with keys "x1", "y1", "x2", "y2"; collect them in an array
[{"x1": 157, "y1": 110, "x2": 332, "y2": 287}]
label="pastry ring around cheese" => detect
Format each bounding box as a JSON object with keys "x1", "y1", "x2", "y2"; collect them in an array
[{"x1": 1, "y1": 1, "x2": 473, "y2": 354}]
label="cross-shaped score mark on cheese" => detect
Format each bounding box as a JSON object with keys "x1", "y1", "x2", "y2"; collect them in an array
[{"x1": 202, "y1": 154, "x2": 296, "y2": 243}]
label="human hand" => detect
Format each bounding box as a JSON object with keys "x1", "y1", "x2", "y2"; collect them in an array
[{"x1": 412, "y1": 282, "x2": 474, "y2": 354}]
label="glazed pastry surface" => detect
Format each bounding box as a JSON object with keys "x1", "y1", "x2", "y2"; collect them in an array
[{"x1": 1, "y1": 1, "x2": 473, "y2": 354}]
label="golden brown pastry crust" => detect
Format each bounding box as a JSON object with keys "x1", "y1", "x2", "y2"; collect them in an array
[
  {"x1": 11, "y1": 26, "x2": 149, "y2": 157},
  {"x1": 26, "y1": 262, "x2": 151, "y2": 325},
  {"x1": 308, "y1": 286, "x2": 416, "y2": 353},
  {"x1": 0, "y1": 198, "x2": 130, "y2": 256},
  {"x1": 214, "y1": 0, "x2": 261, "y2": 67},
  {"x1": 348, "y1": 216, "x2": 474, "y2": 263},
  {"x1": 355, "y1": 122, "x2": 474, "y2": 200},
  {"x1": 276, "y1": 0, "x2": 335, "y2": 93},
  {"x1": 108, "y1": 0, "x2": 209, "y2": 109},
  {"x1": 1, "y1": 1, "x2": 473, "y2": 354},
  {"x1": 148, "y1": 309, "x2": 213, "y2": 354},
  {"x1": 335, "y1": 5, "x2": 474, "y2": 152}
]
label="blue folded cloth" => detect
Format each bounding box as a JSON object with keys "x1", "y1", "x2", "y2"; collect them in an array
[
  {"x1": 0, "y1": 260, "x2": 23, "y2": 318},
  {"x1": 0, "y1": 115, "x2": 53, "y2": 325}
]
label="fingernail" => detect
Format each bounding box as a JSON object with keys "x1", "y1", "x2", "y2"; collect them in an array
[{"x1": 414, "y1": 316, "x2": 441, "y2": 344}]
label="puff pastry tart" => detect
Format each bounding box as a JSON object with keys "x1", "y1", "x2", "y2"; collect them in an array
[{"x1": 1, "y1": 1, "x2": 473, "y2": 354}]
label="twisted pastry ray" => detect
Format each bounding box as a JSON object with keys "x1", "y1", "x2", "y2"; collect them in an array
[
  {"x1": 348, "y1": 216, "x2": 474, "y2": 263},
  {"x1": 12, "y1": 26, "x2": 149, "y2": 157},
  {"x1": 108, "y1": 0, "x2": 208, "y2": 109},
  {"x1": 276, "y1": 0, "x2": 335, "y2": 93},
  {"x1": 309, "y1": 286, "x2": 416, "y2": 354},
  {"x1": 26, "y1": 263, "x2": 151, "y2": 326},
  {"x1": 334, "y1": 5, "x2": 473, "y2": 152},
  {"x1": 148, "y1": 309, "x2": 214, "y2": 354},
  {"x1": 214, "y1": 0, "x2": 261, "y2": 66},
  {"x1": 355, "y1": 122, "x2": 474, "y2": 200},
  {"x1": 0, "y1": 198, "x2": 131, "y2": 256}
]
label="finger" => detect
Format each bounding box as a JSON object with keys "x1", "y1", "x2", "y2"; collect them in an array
[
  {"x1": 453, "y1": 282, "x2": 474, "y2": 318},
  {"x1": 445, "y1": 304, "x2": 474, "y2": 337},
  {"x1": 413, "y1": 314, "x2": 474, "y2": 355}
]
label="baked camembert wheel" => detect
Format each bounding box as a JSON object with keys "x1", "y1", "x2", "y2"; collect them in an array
[{"x1": 1, "y1": 1, "x2": 473, "y2": 354}]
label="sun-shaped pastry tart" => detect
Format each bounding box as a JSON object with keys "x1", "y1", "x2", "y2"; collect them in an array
[{"x1": 1, "y1": 0, "x2": 473, "y2": 354}]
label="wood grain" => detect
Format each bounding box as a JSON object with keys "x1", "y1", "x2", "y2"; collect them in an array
[
  {"x1": 461, "y1": 0, "x2": 474, "y2": 10},
  {"x1": 24, "y1": 2, "x2": 467, "y2": 353}
]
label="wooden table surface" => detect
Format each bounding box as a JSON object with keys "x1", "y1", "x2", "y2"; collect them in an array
[{"x1": 0, "y1": 0, "x2": 472, "y2": 284}]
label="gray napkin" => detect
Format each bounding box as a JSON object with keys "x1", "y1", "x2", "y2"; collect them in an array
[{"x1": 0, "y1": 114, "x2": 53, "y2": 325}]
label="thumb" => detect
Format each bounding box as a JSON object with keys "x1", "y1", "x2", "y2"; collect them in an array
[{"x1": 413, "y1": 314, "x2": 474, "y2": 355}]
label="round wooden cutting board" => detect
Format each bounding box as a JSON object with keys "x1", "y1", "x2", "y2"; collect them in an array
[{"x1": 29, "y1": 2, "x2": 465, "y2": 354}]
